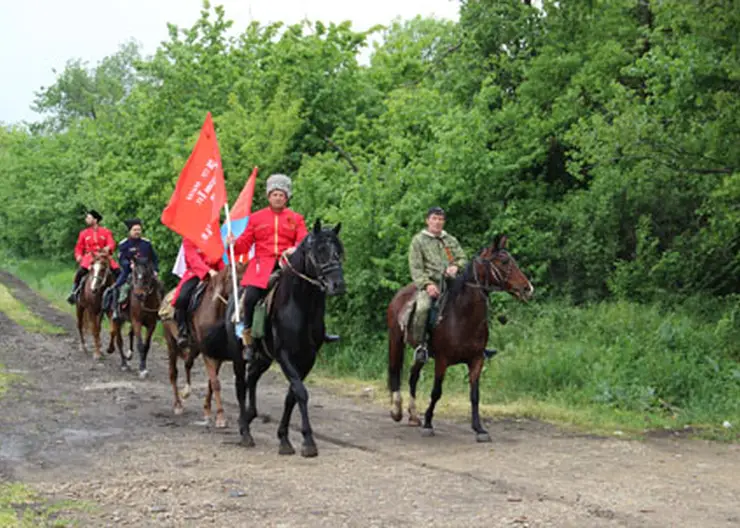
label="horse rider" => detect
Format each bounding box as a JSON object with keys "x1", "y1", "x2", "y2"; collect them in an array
[
  {"x1": 408, "y1": 206, "x2": 468, "y2": 363},
  {"x1": 226, "y1": 173, "x2": 340, "y2": 362},
  {"x1": 171, "y1": 236, "x2": 225, "y2": 348},
  {"x1": 67, "y1": 209, "x2": 121, "y2": 304},
  {"x1": 104, "y1": 218, "x2": 160, "y2": 322}
]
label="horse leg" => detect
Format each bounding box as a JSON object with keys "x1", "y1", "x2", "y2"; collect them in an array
[
  {"x1": 468, "y1": 355, "x2": 491, "y2": 443},
  {"x1": 76, "y1": 305, "x2": 87, "y2": 355},
  {"x1": 421, "y1": 358, "x2": 448, "y2": 437},
  {"x1": 92, "y1": 312, "x2": 103, "y2": 361},
  {"x1": 407, "y1": 360, "x2": 425, "y2": 427},
  {"x1": 277, "y1": 352, "x2": 317, "y2": 458},
  {"x1": 106, "y1": 319, "x2": 117, "y2": 355},
  {"x1": 165, "y1": 332, "x2": 184, "y2": 415},
  {"x1": 388, "y1": 325, "x2": 405, "y2": 422},
  {"x1": 181, "y1": 347, "x2": 195, "y2": 400},
  {"x1": 246, "y1": 356, "x2": 272, "y2": 426},
  {"x1": 139, "y1": 322, "x2": 155, "y2": 379},
  {"x1": 202, "y1": 356, "x2": 226, "y2": 428},
  {"x1": 133, "y1": 319, "x2": 149, "y2": 379},
  {"x1": 126, "y1": 328, "x2": 134, "y2": 361},
  {"x1": 276, "y1": 390, "x2": 297, "y2": 455}
]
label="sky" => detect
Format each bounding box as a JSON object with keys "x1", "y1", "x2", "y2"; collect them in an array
[{"x1": 0, "y1": 0, "x2": 461, "y2": 124}]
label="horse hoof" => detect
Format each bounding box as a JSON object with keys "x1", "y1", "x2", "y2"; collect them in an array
[
  {"x1": 390, "y1": 409, "x2": 402, "y2": 422},
  {"x1": 125, "y1": 349, "x2": 134, "y2": 360},
  {"x1": 138, "y1": 369, "x2": 149, "y2": 380},
  {"x1": 420, "y1": 427, "x2": 435, "y2": 437},
  {"x1": 240, "y1": 434, "x2": 256, "y2": 448},
  {"x1": 215, "y1": 416, "x2": 227, "y2": 429},
  {"x1": 301, "y1": 444, "x2": 318, "y2": 458},
  {"x1": 180, "y1": 385, "x2": 192, "y2": 399},
  {"x1": 408, "y1": 416, "x2": 421, "y2": 427},
  {"x1": 174, "y1": 405, "x2": 184, "y2": 416},
  {"x1": 279, "y1": 443, "x2": 295, "y2": 456},
  {"x1": 476, "y1": 432, "x2": 492, "y2": 443}
]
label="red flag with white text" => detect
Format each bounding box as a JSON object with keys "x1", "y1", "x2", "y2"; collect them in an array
[{"x1": 161, "y1": 112, "x2": 227, "y2": 262}]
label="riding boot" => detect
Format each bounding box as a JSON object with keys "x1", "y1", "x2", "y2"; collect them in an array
[
  {"x1": 175, "y1": 309, "x2": 189, "y2": 348},
  {"x1": 242, "y1": 327, "x2": 254, "y2": 362},
  {"x1": 323, "y1": 333, "x2": 340, "y2": 344},
  {"x1": 67, "y1": 276, "x2": 81, "y2": 305},
  {"x1": 112, "y1": 297, "x2": 123, "y2": 323},
  {"x1": 484, "y1": 348, "x2": 498, "y2": 359}
]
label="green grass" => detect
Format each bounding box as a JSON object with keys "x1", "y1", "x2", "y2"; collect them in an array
[
  {"x1": 316, "y1": 297, "x2": 740, "y2": 441},
  {"x1": 0, "y1": 482, "x2": 91, "y2": 527},
  {"x1": 0, "y1": 284, "x2": 65, "y2": 335},
  {"x1": 0, "y1": 363, "x2": 19, "y2": 399}
]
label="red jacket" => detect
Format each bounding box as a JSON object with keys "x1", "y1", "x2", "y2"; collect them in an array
[
  {"x1": 171, "y1": 238, "x2": 225, "y2": 306},
  {"x1": 74, "y1": 226, "x2": 120, "y2": 270},
  {"x1": 233, "y1": 207, "x2": 308, "y2": 288}
]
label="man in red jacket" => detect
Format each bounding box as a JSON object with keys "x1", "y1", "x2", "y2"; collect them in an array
[
  {"x1": 66, "y1": 210, "x2": 121, "y2": 304},
  {"x1": 171, "y1": 237, "x2": 225, "y2": 347},
  {"x1": 227, "y1": 173, "x2": 339, "y2": 361}
]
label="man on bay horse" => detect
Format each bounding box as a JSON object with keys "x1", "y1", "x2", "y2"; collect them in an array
[
  {"x1": 172, "y1": 237, "x2": 225, "y2": 348},
  {"x1": 104, "y1": 218, "x2": 161, "y2": 322},
  {"x1": 226, "y1": 173, "x2": 339, "y2": 362},
  {"x1": 67, "y1": 209, "x2": 121, "y2": 304}
]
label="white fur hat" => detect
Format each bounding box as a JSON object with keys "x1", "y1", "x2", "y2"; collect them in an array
[{"x1": 265, "y1": 173, "x2": 292, "y2": 199}]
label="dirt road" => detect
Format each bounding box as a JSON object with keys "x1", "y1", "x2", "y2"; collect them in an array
[{"x1": 0, "y1": 270, "x2": 738, "y2": 527}]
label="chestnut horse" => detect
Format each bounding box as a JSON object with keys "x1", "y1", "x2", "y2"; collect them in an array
[
  {"x1": 76, "y1": 253, "x2": 116, "y2": 360},
  {"x1": 161, "y1": 263, "x2": 244, "y2": 425},
  {"x1": 108, "y1": 256, "x2": 162, "y2": 378},
  {"x1": 387, "y1": 234, "x2": 533, "y2": 442}
]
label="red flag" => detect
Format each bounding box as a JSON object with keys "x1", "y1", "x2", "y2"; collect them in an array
[
  {"x1": 232, "y1": 166, "x2": 258, "y2": 219},
  {"x1": 161, "y1": 112, "x2": 227, "y2": 261}
]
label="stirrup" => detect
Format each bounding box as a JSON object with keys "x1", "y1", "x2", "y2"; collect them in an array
[{"x1": 414, "y1": 345, "x2": 429, "y2": 364}]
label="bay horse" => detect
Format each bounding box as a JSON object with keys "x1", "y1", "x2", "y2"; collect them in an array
[
  {"x1": 387, "y1": 234, "x2": 534, "y2": 442},
  {"x1": 204, "y1": 220, "x2": 346, "y2": 457},
  {"x1": 162, "y1": 263, "x2": 243, "y2": 426},
  {"x1": 76, "y1": 252, "x2": 116, "y2": 360},
  {"x1": 108, "y1": 256, "x2": 162, "y2": 378}
]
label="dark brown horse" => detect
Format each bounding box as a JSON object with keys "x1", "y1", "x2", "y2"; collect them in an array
[
  {"x1": 108, "y1": 256, "x2": 162, "y2": 378},
  {"x1": 76, "y1": 252, "x2": 116, "y2": 360},
  {"x1": 161, "y1": 263, "x2": 244, "y2": 425},
  {"x1": 387, "y1": 234, "x2": 534, "y2": 442}
]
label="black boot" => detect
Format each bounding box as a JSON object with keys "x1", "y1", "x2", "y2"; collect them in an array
[
  {"x1": 323, "y1": 333, "x2": 340, "y2": 343},
  {"x1": 67, "y1": 280, "x2": 81, "y2": 305},
  {"x1": 176, "y1": 310, "x2": 189, "y2": 348},
  {"x1": 484, "y1": 348, "x2": 498, "y2": 359},
  {"x1": 240, "y1": 327, "x2": 253, "y2": 362}
]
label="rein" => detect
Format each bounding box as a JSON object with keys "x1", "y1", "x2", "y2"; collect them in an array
[{"x1": 279, "y1": 252, "x2": 326, "y2": 290}]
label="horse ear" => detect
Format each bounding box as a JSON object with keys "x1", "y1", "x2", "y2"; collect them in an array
[
  {"x1": 492, "y1": 234, "x2": 508, "y2": 250},
  {"x1": 333, "y1": 222, "x2": 341, "y2": 235},
  {"x1": 313, "y1": 218, "x2": 322, "y2": 234}
]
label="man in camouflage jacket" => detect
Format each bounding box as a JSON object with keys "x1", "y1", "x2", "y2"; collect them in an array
[{"x1": 408, "y1": 206, "x2": 466, "y2": 363}]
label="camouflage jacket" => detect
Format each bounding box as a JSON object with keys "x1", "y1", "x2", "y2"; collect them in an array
[{"x1": 408, "y1": 230, "x2": 466, "y2": 290}]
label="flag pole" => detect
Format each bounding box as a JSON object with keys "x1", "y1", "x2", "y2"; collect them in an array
[{"x1": 224, "y1": 203, "x2": 240, "y2": 323}]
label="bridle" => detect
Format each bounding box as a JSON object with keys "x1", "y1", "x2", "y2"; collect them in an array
[{"x1": 279, "y1": 234, "x2": 343, "y2": 292}]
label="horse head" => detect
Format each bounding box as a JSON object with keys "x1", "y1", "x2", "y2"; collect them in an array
[
  {"x1": 89, "y1": 253, "x2": 111, "y2": 294},
  {"x1": 131, "y1": 256, "x2": 156, "y2": 301},
  {"x1": 292, "y1": 219, "x2": 346, "y2": 296},
  {"x1": 476, "y1": 234, "x2": 534, "y2": 302}
]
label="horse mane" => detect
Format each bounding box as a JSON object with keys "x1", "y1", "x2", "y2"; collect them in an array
[{"x1": 445, "y1": 246, "x2": 487, "y2": 300}]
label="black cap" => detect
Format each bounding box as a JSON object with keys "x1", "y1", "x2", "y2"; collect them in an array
[
  {"x1": 426, "y1": 206, "x2": 445, "y2": 218},
  {"x1": 87, "y1": 209, "x2": 103, "y2": 222},
  {"x1": 124, "y1": 218, "x2": 142, "y2": 230}
]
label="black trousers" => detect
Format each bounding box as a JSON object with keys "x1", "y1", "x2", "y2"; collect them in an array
[
  {"x1": 175, "y1": 277, "x2": 199, "y2": 326},
  {"x1": 243, "y1": 285, "x2": 267, "y2": 329}
]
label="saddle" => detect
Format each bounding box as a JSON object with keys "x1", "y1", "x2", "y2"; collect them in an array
[
  {"x1": 398, "y1": 291, "x2": 447, "y2": 345},
  {"x1": 188, "y1": 280, "x2": 208, "y2": 315},
  {"x1": 231, "y1": 269, "x2": 282, "y2": 340},
  {"x1": 158, "y1": 289, "x2": 177, "y2": 320}
]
